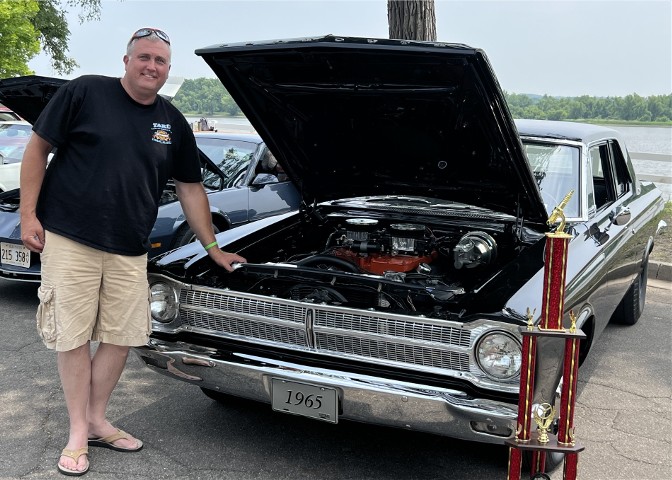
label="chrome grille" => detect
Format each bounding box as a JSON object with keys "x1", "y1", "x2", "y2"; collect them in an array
[
  {"x1": 315, "y1": 311, "x2": 470, "y2": 347},
  {"x1": 182, "y1": 310, "x2": 308, "y2": 346},
  {"x1": 315, "y1": 333, "x2": 470, "y2": 371},
  {"x1": 181, "y1": 290, "x2": 305, "y2": 324},
  {"x1": 178, "y1": 286, "x2": 471, "y2": 374}
]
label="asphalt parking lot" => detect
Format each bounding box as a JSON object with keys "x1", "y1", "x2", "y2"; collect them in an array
[{"x1": 0, "y1": 278, "x2": 669, "y2": 480}]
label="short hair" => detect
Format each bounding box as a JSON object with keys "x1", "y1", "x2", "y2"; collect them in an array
[{"x1": 126, "y1": 32, "x2": 172, "y2": 56}]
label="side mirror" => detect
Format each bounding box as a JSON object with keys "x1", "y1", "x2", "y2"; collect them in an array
[
  {"x1": 252, "y1": 173, "x2": 279, "y2": 186},
  {"x1": 657, "y1": 220, "x2": 668, "y2": 236},
  {"x1": 610, "y1": 206, "x2": 631, "y2": 226}
]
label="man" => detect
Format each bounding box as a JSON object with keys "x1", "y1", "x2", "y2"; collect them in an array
[
  {"x1": 261, "y1": 150, "x2": 288, "y2": 181},
  {"x1": 20, "y1": 28, "x2": 246, "y2": 476}
]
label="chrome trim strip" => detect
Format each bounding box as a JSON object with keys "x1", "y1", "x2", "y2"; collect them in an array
[{"x1": 181, "y1": 303, "x2": 306, "y2": 330}]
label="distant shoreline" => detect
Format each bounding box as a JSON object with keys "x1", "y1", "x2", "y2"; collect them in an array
[{"x1": 182, "y1": 113, "x2": 672, "y2": 128}]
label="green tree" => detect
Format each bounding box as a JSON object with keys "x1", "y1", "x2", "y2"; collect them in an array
[
  {"x1": 503, "y1": 91, "x2": 672, "y2": 123},
  {"x1": 172, "y1": 78, "x2": 242, "y2": 117},
  {"x1": 0, "y1": 0, "x2": 40, "y2": 77},
  {"x1": 0, "y1": 0, "x2": 101, "y2": 77},
  {"x1": 567, "y1": 100, "x2": 586, "y2": 120}
]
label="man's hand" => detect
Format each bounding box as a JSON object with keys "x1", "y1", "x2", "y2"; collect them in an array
[
  {"x1": 208, "y1": 248, "x2": 247, "y2": 272},
  {"x1": 19, "y1": 133, "x2": 51, "y2": 253},
  {"x1": 21, "y1": 216, "x2": 45, "y2": 253}
]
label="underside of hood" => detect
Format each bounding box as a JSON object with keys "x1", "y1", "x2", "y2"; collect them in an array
[
  {"x1": 196, "y1": 35, "x2": 548, "y2": 226},
  {"x1": 0, "y1": 76, "x2": 67, "y2": 124}
]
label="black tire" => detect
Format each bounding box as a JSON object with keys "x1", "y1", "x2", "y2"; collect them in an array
[
  {"x1": 522, "y1": 450, "x2": 564, "y2": 473},
  {"x1": 613, "y1": 259, "x2": 648, "y2": 325},
  {"x1": 172, "y1": 223, "x2": 221, "y2": 249},
  {"x1": 520, "y1": 415, "x2": 564, "y2": 473}
]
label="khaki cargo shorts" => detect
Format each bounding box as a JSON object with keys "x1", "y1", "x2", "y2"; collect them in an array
[{"x1": 37, "y1": 230, "x2": 151, "y2": 352}]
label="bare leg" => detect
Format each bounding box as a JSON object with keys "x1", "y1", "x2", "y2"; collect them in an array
[
  {"x1": 57, "y1": 342, "x2": 92, "y2": 473},
  {"x1": 86, "y1": 343, "x2": 140, "y2": 449}
]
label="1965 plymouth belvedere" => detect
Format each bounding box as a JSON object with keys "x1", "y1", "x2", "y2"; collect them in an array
[{"x1": 133, "y1": 35, "x2": 666, "y2": 467}]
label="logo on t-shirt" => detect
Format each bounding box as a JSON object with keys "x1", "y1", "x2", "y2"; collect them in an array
[{"x1": 151, "y1": 123, "x2": 172, "y2": 144}]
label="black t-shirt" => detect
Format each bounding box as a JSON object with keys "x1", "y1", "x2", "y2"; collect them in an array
[{"x1": 33, "y1": 75, "x2": 201, "y2": 255}]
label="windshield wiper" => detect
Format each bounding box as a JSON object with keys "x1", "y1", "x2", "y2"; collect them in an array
[{"x1": 364, "y1": 196, "x2": 433, "y2": 204}]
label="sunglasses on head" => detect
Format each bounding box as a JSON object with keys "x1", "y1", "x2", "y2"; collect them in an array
[{"x1": 129, "y1": 28, "x2": 170, "y2": 45}]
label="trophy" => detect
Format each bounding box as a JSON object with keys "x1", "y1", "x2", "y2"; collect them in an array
[
  {"x1": 506, "y1": 191, "x2": 585, "y2": 480},
  {"x1": 533, "y1": 403, "x2": 556, "y2": 444}
]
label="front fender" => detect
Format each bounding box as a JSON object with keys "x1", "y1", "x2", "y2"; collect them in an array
[{"x1": 152, "y1": 210, "x2": 299, "y2": 270}]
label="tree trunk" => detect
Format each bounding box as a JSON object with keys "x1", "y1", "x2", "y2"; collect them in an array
[{"x1": 388, "y1": 0, "x2": 437, "y2": 41}]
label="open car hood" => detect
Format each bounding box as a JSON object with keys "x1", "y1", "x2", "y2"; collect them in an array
[
  {"x1": 196, "y1": 35, "x2": 549, "y2": 226},
  {"x1": 0, "y1": 76, "x2": 67, "y2": 124}
]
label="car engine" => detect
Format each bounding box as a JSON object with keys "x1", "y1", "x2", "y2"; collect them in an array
[
  {"x1": 302, "y1": 218, "x2": 498, "y2": 278},
  {"x1": 197, "y1": 213, "x2": 525, "y2": 319}
]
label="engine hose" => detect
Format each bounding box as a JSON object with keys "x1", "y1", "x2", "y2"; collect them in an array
[{"x1": 296, "y1": 255, "x2": 360, "y2": 273}]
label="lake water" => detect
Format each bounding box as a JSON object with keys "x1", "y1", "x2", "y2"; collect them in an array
[
  {"x1": 605, "y1": 125, "x2": 672, "y2": 201},
  {"x1": 604, "y1": 125, "x2": 671, "y2": 155}
]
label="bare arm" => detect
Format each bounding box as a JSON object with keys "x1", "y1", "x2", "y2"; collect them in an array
[
  {"x1": 174, "y1": 180, "x2": 246, "y2": 272},
  {"x1": 20, "y1": 133, "x2": 52, "y2": 252}
]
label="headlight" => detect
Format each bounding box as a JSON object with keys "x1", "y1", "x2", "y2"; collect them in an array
[
  {"x1": 149, "y1": 282, "x2": 179, "y2": 323},
  {"x1": 475, "y1": 331, "x2": 522, "y2": 380}
]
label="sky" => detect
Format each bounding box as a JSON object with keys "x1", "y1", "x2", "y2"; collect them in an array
[{"x1": 27, "y1": 0, "x2": 672, "y2": 98}]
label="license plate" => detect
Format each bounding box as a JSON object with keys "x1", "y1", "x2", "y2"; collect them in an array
[
  {"x1": 271, "y1": 378, "x2": 338, "y2": 423},
  {"x1": 0, "y1": 242, "x2": 30, "y2": 268}
]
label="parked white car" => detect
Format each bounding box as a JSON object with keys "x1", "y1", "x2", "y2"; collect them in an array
[
  {"x1": 0, "y1": 161, "x2": 20, "y2": 193},
  {"x1": 0, "y1": 121, "x2": 32, "y2": 164}
]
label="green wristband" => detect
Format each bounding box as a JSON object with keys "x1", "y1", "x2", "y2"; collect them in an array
[{"x1": 204, "y1": 241, "x2": 218, "y2": 251}]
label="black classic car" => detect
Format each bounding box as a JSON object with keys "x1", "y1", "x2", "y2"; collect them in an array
[{"x1": 133, "y1": 36, "x2": 666, "y2": 467}]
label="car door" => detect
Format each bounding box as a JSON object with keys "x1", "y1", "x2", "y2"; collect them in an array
[
  {"x1": 603, "y1": 140, "x2": 642, "y2": 298},
  {"x1": 585, "y1": 141, "x2": 636, "y2": 330},
  {"x1": 200, "y1": 137, "x2": 261, "y2": 226},
  {"x1": 246, "y1": 148, "x2": 301, "y2": 223}
]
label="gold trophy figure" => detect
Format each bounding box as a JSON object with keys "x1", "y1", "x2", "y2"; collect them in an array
[{"x1": 533, "y1": 403, "x2": 557, "y2": 444}]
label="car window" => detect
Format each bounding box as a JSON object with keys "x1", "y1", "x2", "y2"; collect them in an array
[
  {"x1": 0, "y1": 112, "x2": 20, "y2": 121},
  {"x1": 0, "y1": 123, "x2": 32, "y2": 137},
  {"x1": 0, "y1": 124, "x2": 32, "y2": 164},
  {"x1": 588, "y1": 141, "x2": 630, "y2": 211},
  {"x1": 196, "y1": 137, "x2": 258, "y2": 189},
  {"x1": 608, "y1": 141, "x2": 631, "y2": 198},
  {"x1": 522, "y1": 141, "x2": 580, "y2": 217},
  {"x1": 589, "y1": 144, "x2": 611, "y2": 211}
]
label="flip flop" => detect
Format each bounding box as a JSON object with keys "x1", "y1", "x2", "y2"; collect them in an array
[
  {"x1": 88, "y1": 429, "x2": 143, "y2": 452},
  {"x1": 57, "y1": 447, "x2": 89, "y2": 476}
]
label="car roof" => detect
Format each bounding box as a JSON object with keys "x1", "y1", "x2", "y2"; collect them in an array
[{"x1": 515, "y1": 119, "x2": 622, "y2": 145}]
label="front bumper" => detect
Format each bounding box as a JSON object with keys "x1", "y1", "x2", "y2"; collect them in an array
[
  {"x1": 0, "y1": 263, "x2": 41, "y2": 282},
  {"x1": 134, "y1": 338, "x2": 519, "y2": 444}
]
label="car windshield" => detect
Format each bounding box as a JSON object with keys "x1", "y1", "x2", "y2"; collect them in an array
[
  {"x1": 196, "y1": 137, "x2": 259, "y2": 189},
  {"x1": 0, "y1": 112, "x2": 20, "y2": 121},
  {"x1": 0, "y1": 106, "x2": 21, "y2": 121},
  {"x1": 0, "y1": 123, "x2": 32, "y2": 164},
  {"x1": 522, "y1": 141, "x2": 580, "y2": 218}
]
